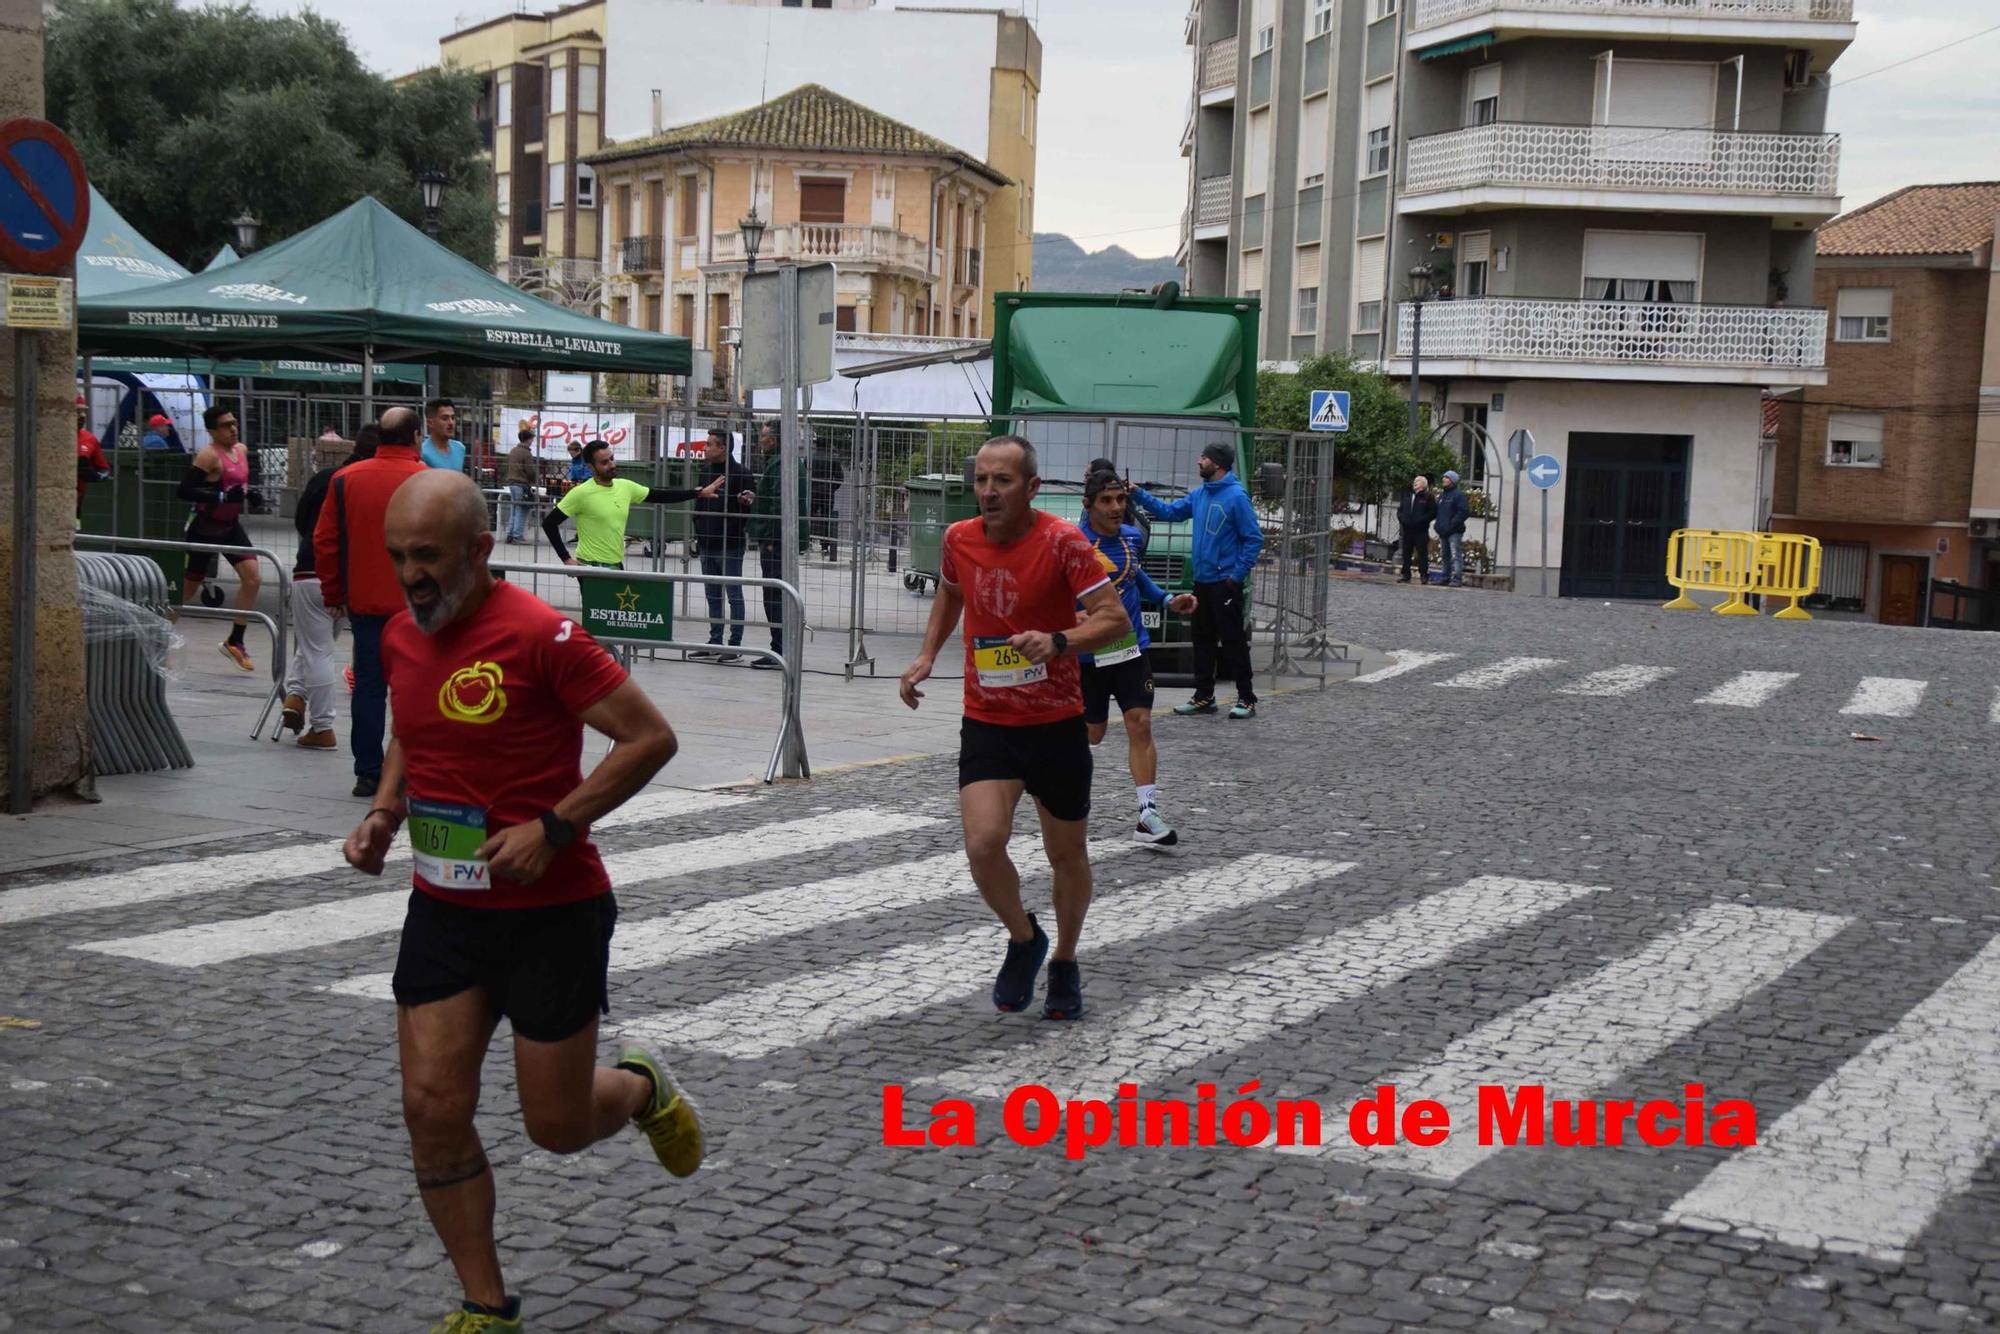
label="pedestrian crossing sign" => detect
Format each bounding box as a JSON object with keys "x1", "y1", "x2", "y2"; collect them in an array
[{"x1": 1309, "y1": 389, "x2": 1351, "y2": 433}]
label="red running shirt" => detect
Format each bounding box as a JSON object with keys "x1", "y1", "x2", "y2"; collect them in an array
[
  {"x1": 941, "y1": 509, "x2": 1114, "y2": 726},
  {"x1": 381, "y1": 580, "x2": 628, "y2": 909}
]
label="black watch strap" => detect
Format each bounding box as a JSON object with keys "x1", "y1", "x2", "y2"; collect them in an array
[
  {"x1": 1051, "y1": 630, "x2": 1069, "y2": 657},
  {"x1": 540, "y1": 811, "x2": 576, "y2": 848}
]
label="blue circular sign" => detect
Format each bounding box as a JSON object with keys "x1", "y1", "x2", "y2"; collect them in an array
[
  {"x1": 0, "y1": 118, "x2": 90, "y2": 274},
  {"x1": 1527, "y1": 453, "x2": 1562, "y2": 490}
]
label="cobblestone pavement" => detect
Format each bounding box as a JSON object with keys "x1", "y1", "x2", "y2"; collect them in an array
[{"x1": 3, "y1": 579, "x2": 1998, "y2": 1332}]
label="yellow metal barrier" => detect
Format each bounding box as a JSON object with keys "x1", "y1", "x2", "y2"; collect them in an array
[{"x1": 1663, "y1": 529, "x2": 1820, "y2": 619}]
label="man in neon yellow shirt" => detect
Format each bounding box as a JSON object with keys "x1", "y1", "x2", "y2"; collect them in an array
[{"x1": 543, "y1": 440, "x2": 720, "y2": 569}]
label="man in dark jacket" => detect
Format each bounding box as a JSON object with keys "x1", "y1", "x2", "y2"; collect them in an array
[
  {"x1": 1397, "y1": 475, "x2": 1437, "y2": 584},
  {"x1": 664, "y1": 429, "x2": 754, "y2": 659},
  {"x1": 1433, "y1": 469, "x2": 1470, "y2": 587},
  {"x1": 737, "y1": 422, "x2": 810, "y2": 668},
  {"x1": 282, "y1": 427, "x2": 376, "y2": 750}
]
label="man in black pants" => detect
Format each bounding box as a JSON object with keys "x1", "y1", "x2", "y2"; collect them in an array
[
  {"x1": 670, "y1": 429, "x2": 753, "y2": 660},
  {"x1": 1129, "y1": 441, "x2": 1265, "y2": 720},
  {"x1": 1397, "y1": 475, "x2": 1437, "y2": 584},
  {"x1": 738, "y1": 422, "x2": 808, "y2": 670}
]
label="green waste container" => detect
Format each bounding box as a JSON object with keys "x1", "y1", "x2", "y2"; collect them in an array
[
  {"x1": 79, "y1": 451, "x2": 195, "y2": 599},
  {"x1": 902, "y1": 473, "x2": 978, "y2": 595}
]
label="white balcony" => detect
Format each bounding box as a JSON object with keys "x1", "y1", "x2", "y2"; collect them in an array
[
  {"x1": 1409, "y1": 0, "x2": 1855, "y2": 60},
  {"x1": 707, "y1": 223, "x2": 934, "y2": 278},
  {"x1": 1194, "y1": 174, "x2": 1232, "y2": 237},
  {"x1": 1402, "y1": 122, "x2": 1841, "y2": 223},
  {"x1": 1389, "y1": 296, "x2": 1827, "y2": 387},
  {"x1": 1200, "y1": 36, "x2": 1238, "y2": 103}
]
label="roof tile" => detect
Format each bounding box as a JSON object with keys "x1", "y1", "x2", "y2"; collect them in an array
[{"x1": 1817, "y1": 182, "x2": 2000, "y2": 258}]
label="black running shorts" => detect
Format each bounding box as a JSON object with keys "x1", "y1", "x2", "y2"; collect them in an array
[
  {"x1": 1081, "y1": 652, "x2": 1155, "y2": 726},
  {"x1": 958, "y1": 715, "x2": 1092, "y2": 822},
  {"x1": 391, "y1": 890, "x2": 618, "y2": 1042},
  {"x1": 183, "y1": 519, "x2": 255, "y2": 581}
]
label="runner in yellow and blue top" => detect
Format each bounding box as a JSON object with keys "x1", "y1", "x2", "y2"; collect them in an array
[{"x1": 1077, "y1": 468, "x2": 1197, "y2": 847}]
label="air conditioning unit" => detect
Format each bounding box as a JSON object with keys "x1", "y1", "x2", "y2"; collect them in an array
[
  {"x1": 1784, "y1": 50, "x2": 1812, "y2": 88},
  {"x1": 1970, "y1": 517, "x2": 2000, "y2": 540}
]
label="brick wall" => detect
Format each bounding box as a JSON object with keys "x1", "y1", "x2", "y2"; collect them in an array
[{"x1": 1786, "y1": 264, "x2": 1987, "y2": 526}]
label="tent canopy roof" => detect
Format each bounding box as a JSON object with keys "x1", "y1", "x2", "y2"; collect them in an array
[
  {"x1": 76, "y1": 184, "x2": 191, "y2": 298},
  {"x1": 79, "y1": 196, "x2": 691, "y2": 374}
]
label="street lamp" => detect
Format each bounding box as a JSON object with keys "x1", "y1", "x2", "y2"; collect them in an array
[
  {"x1": 738, "y1": 207, "x2": 767, "y2": 275},
  {"x1": 418, "y1": 167, "x2": 448, "y2": 239},
  {"x1": 230, "y1": 211, "x2": 261, "y2": 253},
  {"x1": 1406, "y1": 263, "x2": 1435, "y2": 442}
]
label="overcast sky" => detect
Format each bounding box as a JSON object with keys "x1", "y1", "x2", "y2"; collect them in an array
[{"x1": 190, "y1": 0, "x2": 1998, "y2": 261}]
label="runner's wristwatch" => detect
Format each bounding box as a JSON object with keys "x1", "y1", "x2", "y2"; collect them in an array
[
  {"x1": 540, "y1": 812, "x2": 577, "y2": 848},
  {"x1": 1050, "y1": 631, "x2": 1069, "y2": 658}
]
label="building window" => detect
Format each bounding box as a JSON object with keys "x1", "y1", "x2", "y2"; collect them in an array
[
  {"x1": 575, "y1": 164, "x2": 596, "y2": 210},
  {"x1": 836, "y1": 305, "x2": 858, "y2": 333},
  {"x1": 645, "y1": 292, "x2": 662, "y2": 331},
  {"x1": 677, "y1": 293, "x2": 694, "y2": 336},
  {"x1": 1296, "y1": 287, "x2": 1319, "y2": 334},
  {"x1": 548, "y1": 63, "x2": 568, "y2": 117},
  {"x1": 1459, "y1": 230, "x2": 1491, "y2": 298},
  {"x1": 1366, "y1": 127, "x2": 1391, "y2": 176},
  {"x1": 676, "y1": 179, "x2": 698, "y2": 237},
  {"x1": 496, "y1": 173, "x2": 511, "y2": 217},
  {"x1": 1356, "y1": 301, "x2": 1382, "y2": 333},
  {"x1": 1835, "y1": 287, "x2": 1892, "y2": 342},
  {"x1": 496, "y1": 79, "x2": 513, "y2": 129},
  {"x1": 1467, "y1": 64, "x2": 1500, "y2": 127},
  {"x1": 579, "y1": 62, "x2": 599, "y2": 115},
  {"x1": 1257, "y1": 24, "x2": 1275, "y2": 53},
  {"x1": 1301, "y1": 173, "x2": 1325, "y2": 189},
  {"x1": 1373, "y1": 0, "x2": 1396, "y2": 17},
  {"x1": 799, "y1": 178, "x2": 846, "y2": 225},
  {"x1": 548, "y1": 163, "x2": 565, "y2": 208},
  {"x1": 1581, "y1": 231, "x2": 1701, "y2": 302},
  {"x1": 612, "y1": 293, "x2": 630, "y2": 326},
  {"x1": 1312, "y1": 0, "x2": 1333, "y2": 35},
  {"x1": 1826, "y1": 413, "x2": 1884, "y2": 468}
]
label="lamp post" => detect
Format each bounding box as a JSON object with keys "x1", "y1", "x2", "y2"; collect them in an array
[
  {"x1": 418, "y1": 167, "x2": 448, "y2": 240},
  {"x1": 229, "y1": 211, "x2": 261, "y2": 254},
  {"x1": 737, "y1": 208, "x2": 766, "y2": 406},
  {"x1": 1406, "y1": 263, "x2": 1434, "y2": 442}
]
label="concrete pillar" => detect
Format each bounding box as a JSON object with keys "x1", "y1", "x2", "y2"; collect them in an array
[{"x1": 0, "y1": 0, "x2": 91, "y2": 804}]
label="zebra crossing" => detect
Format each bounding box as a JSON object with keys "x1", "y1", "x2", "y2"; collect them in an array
[
  {"x1": 5, "y1": 789, "x2": 1999, "y2": 1267},
  {"x1": 1350, "y1": 650, "x2": 1992, "y2": 723}
]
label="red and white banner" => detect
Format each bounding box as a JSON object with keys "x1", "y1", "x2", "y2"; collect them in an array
[{"x1": 500, "y1": 407, "x2": 639, "y2": 461}]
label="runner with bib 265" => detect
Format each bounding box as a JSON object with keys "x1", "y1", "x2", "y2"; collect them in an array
[{"x1": 899, "y1": 436, "x2": 1133, "y2": 1021}]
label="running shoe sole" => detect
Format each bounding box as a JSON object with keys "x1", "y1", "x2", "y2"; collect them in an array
[
  {"x1": 219, "y1": 643, "x2": 254, "y2": 672},
  {"x1": 1135, "y1": 822, "x2": 1179, "y2": 848},
  {"x1": 617, "y1": 1047, "x2": 705, "y2": 1178}
]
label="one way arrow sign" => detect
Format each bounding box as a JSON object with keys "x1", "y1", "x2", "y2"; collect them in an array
[{"x1": 1527, "y1": 453, "x2": 1562, "y2": 490}]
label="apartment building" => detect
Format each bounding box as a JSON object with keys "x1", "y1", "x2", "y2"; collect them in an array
[
  {"x1": 1769, "y1": 183, "x2": 2000, "y2": 627},
  {"x1": 1180, "y1": 0, "x2": 1855, "y2": 598},
  {"x1": 434, "y1": 0, "x2": 1038, "y2": 316},
  {"x1": 585, "y1": 84, "x2": 1010, "y2": 386}
]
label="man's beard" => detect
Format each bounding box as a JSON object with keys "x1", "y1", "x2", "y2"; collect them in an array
[{"x1": 406, "y1": 569, "x2": 476, "y2": 634}]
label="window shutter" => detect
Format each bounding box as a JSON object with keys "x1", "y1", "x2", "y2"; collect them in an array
[
  {"x1": 1826, "y1": 412, "x2": 1883, "y2": 446},
  {"x1": 1354, "y1": 238, "x2": 1384, "y2": 310},
  {"x1": 1297, "y1": 95, "x2": 1329, "y2": 181},
  {"x1": 1835, "y1": 288, "x2": 1892, "y2": 319},
  {"x1": 1246, "y1": 110, "x2": 1272, "y2": 197},
  {"x1": 1467, "y1": 64, "x2": 1501, "y2": 109},
  {"x1": 1241, "y1": 248, "x2": 1264, "y2": 294},
  {"x1": 1459, "y1": 231, "x2": 1491, "y2": 266},
  {"x1": 1581, "y1": 231, "x2": 1700, "y2": 282},
  {"x1": 1296, "y1": 245, "x2": 1322, "y2": 289}
]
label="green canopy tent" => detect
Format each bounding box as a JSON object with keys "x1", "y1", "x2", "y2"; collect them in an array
[
  {"x1": 80, "y1": 196, "x2": 692, "y2": 407},
  {"x1": 203, "y1": 243, "x2": 239, "y2": 271},
  {"x1": 76, "y1": 185, "x2": 422, "y2": 384}
]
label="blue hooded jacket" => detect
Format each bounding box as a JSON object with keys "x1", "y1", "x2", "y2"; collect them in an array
[{"x1": 1130, "y1": 472, "x2": 1265, "y2": 585}]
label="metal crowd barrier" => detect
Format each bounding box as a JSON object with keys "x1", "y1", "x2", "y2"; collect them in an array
[
  {"x1": 74, "y1": 553, "x2": 194, "y2": 775},
  {"x1": 1663, "y1": 529, "x2": 1821, "y2": 620},
  {"x1": 76, "y1": 534, "x2": 293, "y2": 736},
  {"x1": 490, "y1": 560, "x2": 809, "y2": 783}
]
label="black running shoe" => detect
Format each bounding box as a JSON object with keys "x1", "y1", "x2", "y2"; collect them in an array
[
  {"x1": 992, "y1": 914, "x2": 1049, "y2": 1013},
  {"x1": 1043, "y1": 959, "x2": 1084, "y2": 1021}
]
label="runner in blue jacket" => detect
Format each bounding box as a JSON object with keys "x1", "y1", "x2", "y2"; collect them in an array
[
  {"x1": 1128, "y1": 440, "x2": 1264, "y2": 719},
  {"x1": 1077, "y1": 469, "x2": 1197, "y2": 845}
]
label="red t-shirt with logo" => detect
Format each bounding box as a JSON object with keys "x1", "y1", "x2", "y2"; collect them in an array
[
  {"x1": 381, "y1": 579, "x2": 627, "y2": 908},
  {"x1": 940, "y1": 509, "x2": 1114, "y2": 726}
]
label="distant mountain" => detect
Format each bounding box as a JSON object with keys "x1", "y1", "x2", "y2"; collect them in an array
[{"x1": 1030, "y1": 232, "x2": 1182, "y2": 293}]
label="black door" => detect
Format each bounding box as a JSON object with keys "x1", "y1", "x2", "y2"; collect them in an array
[{"x1": 1559, "y1": 433, "x2": 1690, "y2": 600}]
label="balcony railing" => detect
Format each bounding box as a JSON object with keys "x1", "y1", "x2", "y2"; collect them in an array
[
  {"x1": 1405, "y1": 122, "x2": 1841, "y2": 200},
  {"x1": 1196, "y1": 175, "x2": 1232, "y2": 228},
  {"x1": 619, "y1": 234, "x2": 664, "y2": 273},
  {"x1": 1201, "y1": 35, "x2": 1239, "y2": 92},
  {"x1": 1395, "y1": 296, "x2": 1826, "y2": 372},
  {"x1": 1412, "y1": 0, "x2": 1853, "y2": 30},
  {"x1": 708, "y1": 223, "x2": 931, "y2": 273}
]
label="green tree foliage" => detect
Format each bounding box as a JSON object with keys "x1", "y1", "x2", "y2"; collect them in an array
[
  {"x1": 1257, "y1": 353, "x2": 1456, "y2": 506},
  {"x1": 46, "y1": 0, "x2": 492, "y2": 270}
]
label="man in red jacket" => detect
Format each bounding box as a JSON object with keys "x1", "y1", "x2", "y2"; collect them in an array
[{"x1": 316, "y1": 406, "x2": 428, "y2": 798}]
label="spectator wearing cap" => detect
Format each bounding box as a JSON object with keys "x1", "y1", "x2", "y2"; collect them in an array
[
  {"x1": 1434, "y1": 469, "x2": 1470, "y2": 588},
  {"x1": 1128, "y1": 440, "x2": 1266, "y2": 720},
  {"x1": 141, "y1": 413, "x2": 176, "y2": 451}
]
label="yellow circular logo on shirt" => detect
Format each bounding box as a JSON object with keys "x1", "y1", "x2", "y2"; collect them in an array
[{"x1": 438, "y1": 661, "x2": 507, "y2": 725}]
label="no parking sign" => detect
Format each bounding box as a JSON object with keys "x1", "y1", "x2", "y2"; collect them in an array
[{"x1": 0, "y1": 119, "x2": 90, "y2": 274}]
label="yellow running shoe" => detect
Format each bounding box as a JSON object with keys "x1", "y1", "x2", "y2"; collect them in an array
[
  {"x1": 617, "y1": 1047, "x2": 704, "y2": 1177},
  {"x1": 428, "y1": 1296, "x2": 523, "y2": 1333}
]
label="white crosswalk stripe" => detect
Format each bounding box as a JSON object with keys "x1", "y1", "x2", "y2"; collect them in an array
[
  {"x1": 1557, "y1": 665, "x2": 1675, "y2": 698},
  {"x1": 616, "y1": 855, "x2": 1355, "y2": 1060},
  {"x1": 1304, "y1": 904, "x2": 1848, "y2": 1180},
  {"x1": 1348, "y1": 651, "x2": 1459, "y2": 685},
  {"x1": 1664, "y1": 935, "x2": 2000, "y2": 1261},
  {"x1": 1434, "y1": 657, "x2": 1565, "y2": 691},
  {"x1": 78, "y1": 808, "x2": 932, "y2": 969},
  {"x1": 328, "y1": 831, "x2": 1081, "y2": 1003},
  {"x1": 1989, "y1": 686, "x2": 2000, "y2": 726},
  {"x1": 1695, "y1": 671, "x2": 1799, "y2": 709},
  {"x1": 0, "y1": 788, "x2": 749, "y2": 930},
  {"x1": 1839, "y1": 676, "x2": 1928, "y2": 718},
  {"x1": 921, "y1": 876, "x2": 1605, "y2": 1102}
]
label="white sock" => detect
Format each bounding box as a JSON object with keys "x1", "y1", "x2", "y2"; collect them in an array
[{"x1": 1137, "y1": 784, "x2": 1157, "y2": 813}]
